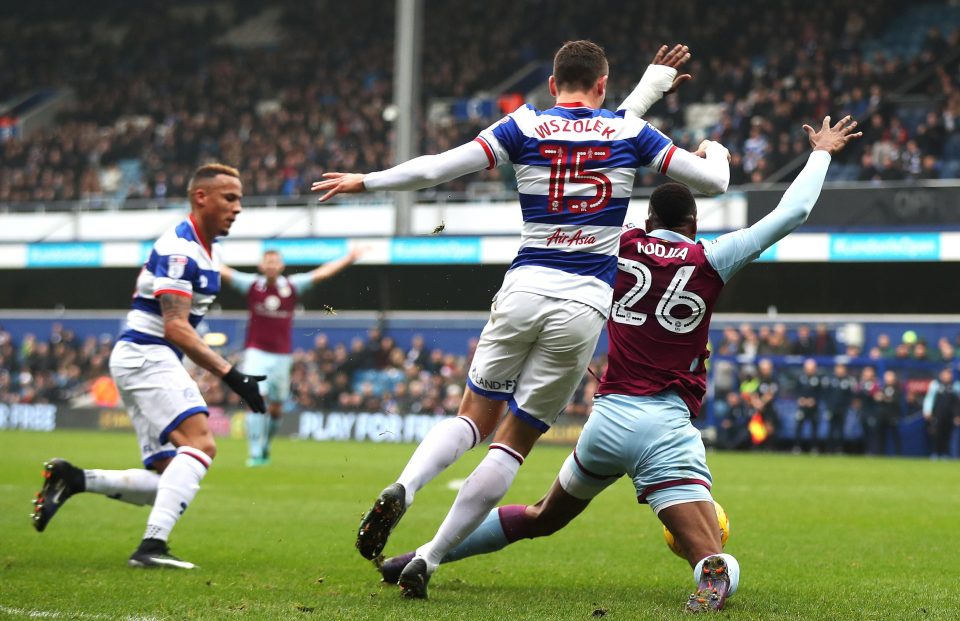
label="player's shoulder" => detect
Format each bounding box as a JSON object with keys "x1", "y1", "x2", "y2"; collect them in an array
[
  {"x1": 499, "y1": 103, "x2": 540, "y2": 127},
  {"x1": 154, "y1": 224, "x2": 193, "y2": 255},
  {"x1": 155, "y1": 220, "x2": 204, "y2": 260},
  {"x1": 620, "y1": 222, "x2": 647, "y2": 240},
  {"x1": 615, "y1": 111, "x2": 652, "y2": 132}
]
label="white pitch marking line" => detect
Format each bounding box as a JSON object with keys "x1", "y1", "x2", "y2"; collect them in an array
[
  {"x1": 446, "y1": 478, "x2": 466, "y2": 491},
  {"x1": 0, "y1": 605, "x2": 162, "y2": 621}
]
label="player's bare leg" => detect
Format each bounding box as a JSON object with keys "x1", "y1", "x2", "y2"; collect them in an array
[
  {"x1": 659, "y1": 501, "x2": 739, "y2": 612},
  {"x1": 380, "y1": 477, "x2": 590, "y2": 583},
  {"x1": 398, "y1": 413, "x2": 540, "y2": 598},
  {"x1": 129, "y1": 414, "x2": 216, "y2": 569},
  {"x1": 356, "y1": 388, "x2": 505, "y2": 560}
]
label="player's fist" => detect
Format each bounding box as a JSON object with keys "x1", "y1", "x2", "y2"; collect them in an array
[{"x1": 223, "y1": 366, "x2": 267, "y2": 413}]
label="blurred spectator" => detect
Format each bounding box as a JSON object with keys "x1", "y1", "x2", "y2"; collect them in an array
[
  {"x1": 872, "y1": 370, "x2": 903, "y2": 455},
  {"x1": 922, "y1": 367, "x2": 960, "y2": 459},
  {"x1": 793, "y1": 359, "x2": 823, "y2": 453},
  {"x1": 744, "y1": 359, "x2": 780, "y2": 449},
  {"x1": 718, "y1": 391, "x2": 752, "y2": 450},
  {"x1": 792, "y1": 325, "x2": 816, "y2": 356},
  {"x1": 875, "y1": 333, "x2": 895, "y2": 358},
  {"x1": 813, "y1": 324, "x2": 837, "y2": 356},
  {"x1": 824, "y1": 363, "x2": 857, "y2": 453},
  {"x1": 856, "y1": 366, "x2": 881, "y2": 454}
]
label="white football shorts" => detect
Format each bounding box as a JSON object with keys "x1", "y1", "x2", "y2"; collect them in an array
[
  {"x1": 242, "y1": 347, "x2": 292, "y2": 404},
  {"x1": 466, "y1": 290, "x2": 605, "y2": 432},
  {"x1": 109, "y1": 340, "x2": 208, "y2": 469}
]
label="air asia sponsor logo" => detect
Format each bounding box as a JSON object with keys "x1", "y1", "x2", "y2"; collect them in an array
[
  {"x1": 637, "y1": 241, "x2": 688, "y2": 260},
  {"x1": 546, "y1": 228, "x2": 597, "y2": 247},
  {"x1": 534, "y1": 117, "x2": 616, "y2": 139}
]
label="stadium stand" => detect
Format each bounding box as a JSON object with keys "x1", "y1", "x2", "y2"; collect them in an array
[
  {"x1": 2, "y1": 320, "x2": 958, "y2": 456},
  {"x1": 2, "y1": 0, "x2": 959, "y2": 455},
  {"x1": 2, "y1": 0, "x2": 959, "y2": 208}
]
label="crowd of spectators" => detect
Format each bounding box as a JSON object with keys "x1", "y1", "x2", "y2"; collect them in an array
[
  {"x1": 3, "y1": 321, "x2": 958, "y2": 458},
  {"x1": 1, "y1": 0, "x2": 959, "y2": 206},
  {"x1": 711, "y1": 324, "x2": 960, "y2": 457}
]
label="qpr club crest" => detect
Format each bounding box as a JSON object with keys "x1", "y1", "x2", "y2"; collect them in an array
[{"x1": 167, "y1": 255, "x2": 189, "y2": 279}]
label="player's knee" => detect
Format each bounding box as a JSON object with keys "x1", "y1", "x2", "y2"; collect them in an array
[
  {"x1": 202, "y1": 441, "x2": 217, "y2": 460},
  {"x1": 191, "y1": 437, "x2": 216, "y2": 460}
]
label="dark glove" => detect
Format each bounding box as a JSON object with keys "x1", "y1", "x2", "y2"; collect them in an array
[{"x1": 223, "y1": 366, "x2": 267, "y2": 413}]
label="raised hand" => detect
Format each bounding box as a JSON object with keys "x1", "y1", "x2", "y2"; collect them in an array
[
  {"x1": 651, "y1": 44, "x2": 692, "y2": 93},
  {"x1": 803, "y1": 115, "x2": 863, "y2": 155},
  {"x1": 310, "y1": 172, "x2": 367, "y2": 202}
]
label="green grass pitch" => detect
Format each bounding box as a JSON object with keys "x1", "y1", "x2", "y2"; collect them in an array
[{"x1": 1, "y1": 430, "x2": 957, "y2": 620}]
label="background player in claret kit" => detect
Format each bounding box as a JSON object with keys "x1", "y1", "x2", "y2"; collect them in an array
[
  {"x1": 313, "y1": 41, "x2": 734, "y2": 598},
  {"x1": 30, "y1": 164, "x2": 267, "y2": 569},
  {"x1": 221, "y1": 247, "x2": 363, "y2": 466},
  {"x1": 376, "y1": 116, "x2": 862, "y2": 612}
]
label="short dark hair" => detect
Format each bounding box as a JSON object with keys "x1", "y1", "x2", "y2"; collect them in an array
[
  {"x1": 649, "y1": 182, "x2": 697, "y2": 228},
  {"x1": 187, "y1": 163, "x2": 240, "y2": 194},
  {"x1": 553, "y1": 40, "x2": 608, "y2": 92}
]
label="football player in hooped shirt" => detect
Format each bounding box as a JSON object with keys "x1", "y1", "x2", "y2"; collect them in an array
[
  {"x1": 31, "y1": 164, "x2": 267, "y2": 569},
  {"x1": 221, "y1": 247, "x2": 362, "y2": 466},
  {"x1": 313, "y1": 40, "x2": 734, "y2": 598},
  {"x1": 377, "y1": 116, "x2": 862, "y2": 611}
]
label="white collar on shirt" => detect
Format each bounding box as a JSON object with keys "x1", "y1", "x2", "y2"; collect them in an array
[{"x1": 647, "y1": 229, "x2": 695, "y2": 244}]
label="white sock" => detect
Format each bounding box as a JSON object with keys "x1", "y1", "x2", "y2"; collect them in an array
[
  {"x1": 694, "y1": 553, "x2": 740, "y2": 596},
  {"x1": 142, "y1": 446, "x2": 211, "y2": 542},
  {"x1": 396, "y1": 416, "x2": 479, "y2": 506},
  {"x1": 84, "y1": 469, "x2": 160, "y2": 506},
  {"x1": 416, "y1": 444, "x2": 522, "y2": 572}
]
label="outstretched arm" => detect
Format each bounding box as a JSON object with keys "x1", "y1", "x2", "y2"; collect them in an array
[
  {"x1": 617, "y1": 44, "x2": 730, "y2": 195},
  {"x1": 220, "y1": 264, "x2": 235, "y2": 286},
  {"x1": 305, "y1": 246, "x2": 365, "y2": 286},
  {"x1": 311, "y1": 141, "x2": 489, "y2": 202},
  {"x1": 661, "y1": 141, "x2": 731, "y2": 196},
  {"x1": 705, "y1": 115, "x2": 862, "y2": 281},
  {"x1": 219, "y1": 264, "x2": 257, "y2": 294},
  {"x1": 618, "y1": 44, "x2": 692, "y2": 118}
]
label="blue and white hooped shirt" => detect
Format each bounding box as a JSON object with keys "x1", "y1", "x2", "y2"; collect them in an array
[
  {"x1": 119, "y1": 215, "x2": 221, "y2": 355},
  {"x1": 476, "y1": 103, "x2": 675, "y2": 316}
]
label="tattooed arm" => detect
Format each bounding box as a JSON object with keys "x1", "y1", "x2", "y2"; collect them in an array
[{"x1": 159, "y1": 293, "x2": 232, "y2": 377}]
